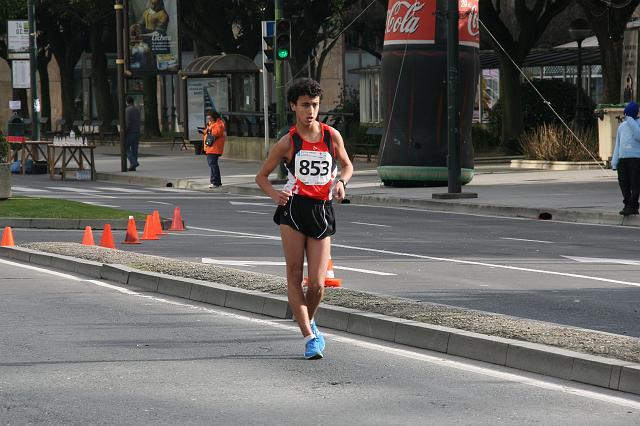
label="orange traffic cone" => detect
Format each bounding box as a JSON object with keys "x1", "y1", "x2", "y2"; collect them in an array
[
  {"x1": 152, "y1": 210, "x2": 167, "y2": 236},
  {"x1": 1, "y1": 226, "x2": 15, "y2": 247},
  {"x1": 81, "y1": 226, "x2": 95, "y2": 246},
  {"x1": 100, "y1": 224, "x2": 116, "y2": 249},
  {"x1": 169, "y1": 207, "x2": 185, "y2": 231},
  {"x1": 324, "y1": 257, "x2": 342, "y2": 287},
  {"x1": 141, "y1": 215, "x2": 159, "y2": 240},
  {"x1": 122, "y1": 216, "x2": 141, "y2": 244},
  {"x1": 303, "y1": 256, "x2": 342, "y2": 288}
]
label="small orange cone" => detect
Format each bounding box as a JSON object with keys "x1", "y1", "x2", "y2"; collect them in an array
[
  {"x1": 324, "y1": 257, "x2": 342, "y2": 287},
  {"x1": 304, "y1": 256, "x2": 342, "y2": 288},
  {"x1": 122, "y1": 216, "x2": 141, "y2": 244},
  {"x1": 1, "y1": 226, "x2": 15, "y2": 247},
  {"x1": 169, "y1": 207, "x2": 185, "y2": 231},
  {"x1": 100, "y1": 224, "x2": 116, "y2": 249},
  {"x1": 141, "y1": 215, "x2": 159, "y2": 240},
  {"x1": 152, "y1": 210, "x2": 167, "y2": 236},
  {"x1": 81, "y1": 226, "x2": 95, "y2": 246}
]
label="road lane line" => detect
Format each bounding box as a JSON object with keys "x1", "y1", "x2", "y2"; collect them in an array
[
  {"x1": 148, "y1": 201, "x2": 173, "y2": 205},
  {"x1": 2, "y1": 257, "x2": 638, "y2": 410},
  {"x1": 350, "y1": 221, "x2": 391, "y2": 228},
  {"x1": 237, "y1": 210, "x2": 269, "y2": 215},
  {"x1": 201, "y1": 258, "x2": 395, "y2": 275},
  {"x1": 188, "y1": 226, "x2": 640, "y2": 288},
  {"x1": 501, "y1": 237, "x2": 554, "y2": 244}
]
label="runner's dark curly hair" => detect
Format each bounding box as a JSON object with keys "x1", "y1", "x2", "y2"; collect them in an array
[{"x1": 287, "y1": 78, "x2": 323, "y2": 105}]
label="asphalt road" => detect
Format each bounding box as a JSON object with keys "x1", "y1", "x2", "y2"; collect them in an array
[
  {"x1": 8, "y1": 176, "x2": 640, "y2": 338},
  {"x1": 1, "y1": 259, "x2": 639, "y2": 425}
]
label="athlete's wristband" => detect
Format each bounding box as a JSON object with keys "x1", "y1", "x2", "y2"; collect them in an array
[{"x1": 338, "y1": 179, "x2": 347, "y2": 188}]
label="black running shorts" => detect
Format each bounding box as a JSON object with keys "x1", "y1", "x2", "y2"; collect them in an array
[{"x1": 273, "y1": 194, "x2": 335, "y2": 239}]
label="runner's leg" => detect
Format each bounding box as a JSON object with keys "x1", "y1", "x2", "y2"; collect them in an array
[
  {"x1": 305, "y1": 236, "x2": 330, "y2": 321},
  {"x1": 280, "y1": 224, "x2": 313, "y2": 337}
]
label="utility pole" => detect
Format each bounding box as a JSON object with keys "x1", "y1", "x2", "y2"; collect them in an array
[
  {"x1": 115, "y1": 0, "x2": 127, "y2": 172},
  {"x1": 446, "y1": 0, "x2": 460, "y2": 194},
  {"x1": 275, "y1": 0, "x2": 285, "y2": 132},
  {"x1": 28, "y1": 0, "x2": 40, "y2": 141}
]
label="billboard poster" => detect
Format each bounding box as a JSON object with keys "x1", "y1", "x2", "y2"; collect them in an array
[
  {"x1": 125, "y1": 0, "x2": 180, "y2": 74},
  {"x1": 621, "y1": 29, "x2": 639, "y2": 103},
  {"x1": 7, "y1": 20, "x2": 30, "y2": 60},
  {"x1": 186, "y1": 78, "x2": 229, "y2": 141}
]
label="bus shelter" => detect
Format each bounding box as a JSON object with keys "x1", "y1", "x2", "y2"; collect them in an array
[{"x1": 180, "y1": 54, "x2": 261, "y2": 145}]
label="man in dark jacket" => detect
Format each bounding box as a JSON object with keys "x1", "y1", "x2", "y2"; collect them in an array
[{"x1": 125, "y1": 96, "x2": 141, "y2": 171}]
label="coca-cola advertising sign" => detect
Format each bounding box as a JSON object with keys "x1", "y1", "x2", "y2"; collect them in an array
[
  {"x1": 384, "y1": 0, "x2": 479, "y2": 47},
  {"x1": 384, "y1": 0, "x2": 436, "y2": 45},
  {"x1": 460, "y1": 0, "x2": 479, "y2": 47}
]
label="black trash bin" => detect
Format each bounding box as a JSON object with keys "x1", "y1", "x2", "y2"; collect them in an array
[{"x1": 7, "y1": 113, "x2": 25, "y2": 142}]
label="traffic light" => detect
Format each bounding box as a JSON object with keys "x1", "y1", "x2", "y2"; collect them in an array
[
  {"x1": 263, "y1": 33, "x2": 275, "y2": 73},
  {"x1": 275, "y1": 19, "x2": 291, "y2": 61}
]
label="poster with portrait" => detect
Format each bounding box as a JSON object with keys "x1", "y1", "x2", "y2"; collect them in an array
[
  {"x1": 621, "y1": 28, "x2": 639, "y2": 103},
  {"x1": 125, "y1": 0, "x2": 180, "y2": 74}
]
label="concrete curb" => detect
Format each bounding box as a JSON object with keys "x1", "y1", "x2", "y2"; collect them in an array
[
  {"x1": 0, "y1": 218, "x2": 172, "y2": 230},
  {"x1": 1, "y1": 245, "x2": 639, "y2": 396}
]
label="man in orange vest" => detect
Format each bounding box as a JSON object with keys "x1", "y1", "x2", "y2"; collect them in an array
[{"x1": 203, "y1": 110, "x2": 226, "y2": 188}]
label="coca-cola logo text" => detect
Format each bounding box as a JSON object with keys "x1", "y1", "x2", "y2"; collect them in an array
[
  {"x1": 386, "y1": 1, "x2": 425, "y2": 34},
  {"x1": 466, "y1": 6, "x2": 479, "y2": 37}
]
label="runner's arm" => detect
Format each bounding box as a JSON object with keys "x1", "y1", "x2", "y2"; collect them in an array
[
  {"x1": 255, "y1": 136, "x2": 292, "y2": 206},
  {"x1": 330, "y1": 128, "x2": 354, "y2": 201}
]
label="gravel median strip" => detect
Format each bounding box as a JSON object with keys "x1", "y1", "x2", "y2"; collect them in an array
[{"x1": 20, "y1": 242, "x2": 640, "y2": 364}]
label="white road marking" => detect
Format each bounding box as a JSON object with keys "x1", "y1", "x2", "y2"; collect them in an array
[
  {"x1": 45, "y1": 187, "x2": 101, "y2": 193},
  {"x1": 200, "y1": 258, "x2": 395, "y2": 276},
  {"x1": 188, "y1": 226, "x2": 640, "y2": 288},
  {"x1": 237, "y1": 210, "x2": 269, "y2": 215},
  {"x1": 10, "y1": 186, "x2": 47, "y2": 192},
  {"x1": 563, "y1": 256, "x2": 640, "y2": 266},
  {"x1": 148, "y1": 201, "x2": 173, "y2": 205},
  {"x1": 152, "y1": 187, "x2": 197, "y2": 193},
  {"x1": 349, "y1": 203, "x2": 640, "y2": 229},
  {"x1": 350, "y1": 221, "x2": 391, "y2": 228},
  {"x1": 2, "y1": 256, "x2": 639, "y2": 410},
  {"x1": 95, "y1": 187, "x2": 153, "y2": 193},
  {"x1": 229, "y1": 201, "x2": 273, "y2": 207},
  {"x1": 501, "y1": 237, "x2": 554, "y2": 244},
  {"x1": 82, "y1": 202, "x2": 120, "y2": 208}
]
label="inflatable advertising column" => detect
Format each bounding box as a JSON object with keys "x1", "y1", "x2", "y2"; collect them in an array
[{"x1": 378, "y1": 0, "x2": 480, "y2": 187}]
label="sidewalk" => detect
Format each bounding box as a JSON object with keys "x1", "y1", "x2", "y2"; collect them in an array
[{"x1": 92, "y1": 143, "x2": 636, "y2": 226}]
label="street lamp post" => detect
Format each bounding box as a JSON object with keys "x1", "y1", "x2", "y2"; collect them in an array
[
  {"x1": 569, "y1": 19, "x2": 592, "y2": 130},
  {"x1": 28, "y1": 0, "x2": 40, "y2": 141}
]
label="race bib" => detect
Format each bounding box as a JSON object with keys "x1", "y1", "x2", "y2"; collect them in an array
[{"x1": 294, "y1": 150, "x2": 332, "y2": 185}]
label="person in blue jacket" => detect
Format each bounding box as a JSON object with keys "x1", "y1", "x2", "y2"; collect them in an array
[{"x1": 612, "y1": 101, "x2": 640, "y2": 215}]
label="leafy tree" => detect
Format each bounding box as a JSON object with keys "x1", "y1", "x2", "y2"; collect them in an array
[
  {"x1": 480, "y1": 0, "x2": 573, "y2": 145},
  {"x1": 577, "y1": 0, "x2": 640, "y2": 104}
]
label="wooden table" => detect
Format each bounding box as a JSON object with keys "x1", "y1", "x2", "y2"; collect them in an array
[
  {"x1": 12, "y1": 140, "x2": 50, "y2": 174},
  {"x1": 47, "y1": 144, "x2": 96, "y2": 181}
]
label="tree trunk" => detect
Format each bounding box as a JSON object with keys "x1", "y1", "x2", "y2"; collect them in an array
[
  {"x1": 90, "y1": 25, "x2": 113, "y2": 132},
  {"x1": 37, "y1": 55, "x2": 52, "y2": 131},
  {"x1": 143, "y1": 75, "x2": 161, "y2": 137},
  {"x1": 58, "y1": 63, "x2": 76, "y2": 129},
  {"x1": 498, "y1": 60, "x2": 524, "y2": 152}
]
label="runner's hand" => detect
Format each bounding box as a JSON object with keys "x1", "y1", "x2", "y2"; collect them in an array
[
  {"x1": 273, "y1": 189, "x2": 291, "y2": 206},
  {"x1": 333, "y1": 181, "x2": 345, "y2": 201}
]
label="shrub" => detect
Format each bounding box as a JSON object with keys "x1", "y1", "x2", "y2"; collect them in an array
[
  {"x1": 471, "y1": 124, "x2": 500, "y2": 152},
  {"x1": 487, "y1": 79, "x2": 597, "y2": 137},
  {"x1": 520, "y1": 123, "x2": 599, "y2": 162},
  {"x1": 0, "y1": 132, "x2": 8, "y2": 163}
]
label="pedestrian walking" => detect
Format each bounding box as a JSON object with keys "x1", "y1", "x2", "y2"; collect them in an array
[
  {"x1": 255, "y1": 78, "x2": 353, "y2": 359},
  {"x1": 125, "y1": 96, "x2": 141, "y2": 171},
  {"x1": 203, "y1": 110, "x2": 225, "y2": 188},
  {"x1": 612, "y1": 101, "x2": 640, "y2": 216}
]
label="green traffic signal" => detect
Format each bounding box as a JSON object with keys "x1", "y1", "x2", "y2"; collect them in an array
[{"x1": 277, "y1": 47, "x2": 290, "y2": 59}]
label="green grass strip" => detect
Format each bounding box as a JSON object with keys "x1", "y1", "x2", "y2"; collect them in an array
[{"x1": 0, "y1": 196, "x2": 145, "y2": 220}]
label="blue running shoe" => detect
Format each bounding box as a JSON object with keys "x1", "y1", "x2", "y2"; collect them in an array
[
  {"x1": 310, "y1": 320, "x2": 325, "y2": 352},
  {"x1": 304, "y1": 337, "x2": 324, "y2": 360}
]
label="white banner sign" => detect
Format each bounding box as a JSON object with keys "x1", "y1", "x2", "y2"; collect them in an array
[
  {"x1": 12, "y1": 60, "x2": 30, "y2": 89},
  {"x1": 8, "y1": 20, "x2": 30, "y2": 60}
]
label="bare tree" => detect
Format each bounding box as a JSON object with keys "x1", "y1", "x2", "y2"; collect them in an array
[
  {"x1": 577, "y1": 0, "x2": 640, "y2": 104},
  {"x1": 479, "y1": 0, "x2": 572, "y2": 144}
]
